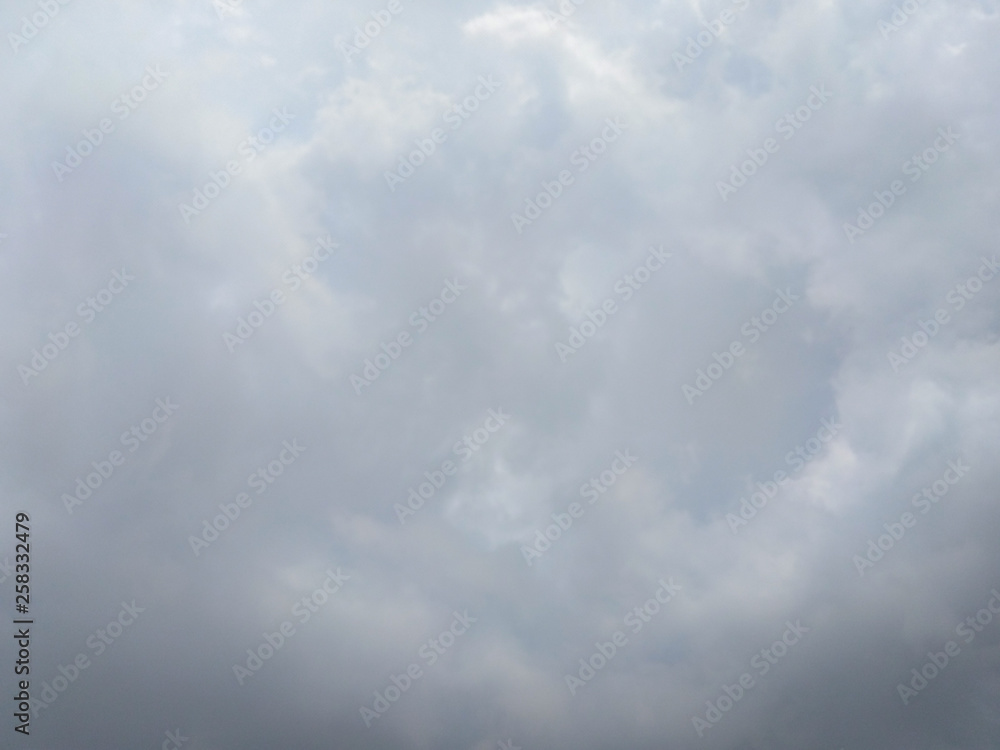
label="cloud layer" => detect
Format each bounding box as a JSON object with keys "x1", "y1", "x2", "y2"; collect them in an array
[{"x1": 1, "y1": 0, "x2": 999, "y2": 747}]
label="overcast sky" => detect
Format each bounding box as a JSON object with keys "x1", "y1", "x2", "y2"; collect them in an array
[{"x1": 2, "y1": 0, "x2": 1000, "y2": 748}]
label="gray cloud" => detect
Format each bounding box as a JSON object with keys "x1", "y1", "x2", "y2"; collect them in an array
[{"x1": 1, "y1": 0, "x2": 999, "y2": 748}]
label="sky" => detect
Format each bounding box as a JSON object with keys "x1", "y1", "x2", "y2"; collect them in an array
[{"x1": 1, "y1": 0, "x2": 999, "y2": 748}]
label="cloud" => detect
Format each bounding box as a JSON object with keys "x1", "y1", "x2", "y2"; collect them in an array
[{"x1": 1, "y1": 0, "x2": 999, "y2": 748}]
